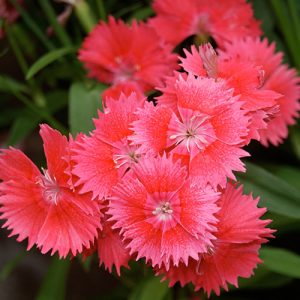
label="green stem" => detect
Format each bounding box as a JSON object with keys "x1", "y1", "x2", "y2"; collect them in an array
[
  {"x1": 6, "y1": 25, "x2": 28, "y2": 74},
  {"x1": 74, "y1": 0, "x2": 97, "y2": 33},
  {"x1": 270, "y1": 0, "x2": 300, "y2": 69},
  {"x1": 287, "y1": 0, "x2": 300, "y2": 50},
  {"x1": 9, "y1": 0, "x2": 55, "y2": 50},
  {"x1": 7, "y1": 25, "x2": 47, "y2": 107},
  {"x1": 95, "y1": 0, "x2": 106, "y2": 20},
  {"x1": 13, "y1": 91, "x2": 68, "y2": 135},
  {"x1": 38, "y1": 0, "x2": 72, "y2": 47}
]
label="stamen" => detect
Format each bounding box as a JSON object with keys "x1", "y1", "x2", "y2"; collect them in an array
[
  {"x1": 36, "y1": 168, "x2": 60, "y2": 204},
  {"x1": 113, "y1": 144, "x2": 141, "y2": 171},
  {"x1": 168, "y1": 110, "x2": 216, "y2": 155},
  {"x1": 152, "y1": 202, "x2": 173, "y2": 220}
]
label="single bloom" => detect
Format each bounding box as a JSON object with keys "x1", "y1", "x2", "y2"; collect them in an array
[
  {"x1": 79, "y1": 16, "x2": 178, "y2": 93},
  {"x1": 157, "y1": 183, "x2": 274, "y2": 296},
  {"x1": 149, "y1": 0, "x2": 261, "y2": 48},
  {"x1": 0, "y1": 124, "x2": 101, "y2": 258},
  {"x1": 72, "y1": 93, "x2": 145, "y2": 200},
  {"x1": 131, "y1": 75, "x2": 250, "y2": 188},
  {"x1": 180, "y1": 44, "x2": 281, "y2": 143},
  {"x1": 108, "y1": 155, "x2": 220, "y2": 269},
  {"x1": 220, "y1": 38, "x2": 300, "y2": 146}
]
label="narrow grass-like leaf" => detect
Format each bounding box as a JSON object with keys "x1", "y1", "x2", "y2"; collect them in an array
[
  {"x1": 238, "y1": 162, "x2": 300, "y2": 218},
  {"x1": 0, "y1": 75, "x2": 29, "y2": 94},
  {"x1": 26, "y1": 47, "x2": 76, "y2": 79},
  {"x1": 6, "y1": 90, "x2": 68, "y2": 146},
  {"x1": 261, "y1": 247, "x2": 300, "y2": 279},
  {"x1": 74, "y1": 1, "x2": 97, "y2": 33},
  {"x1": 139, "y1": 277, "x2": 169, "y2": 300},
  {"x1": 290, "y1": 126, "x2": 300, "y2": 161},
  {"x1": 131, "y1": 7, "x2": 154, "y2": 20},
  {"x1": 269, "y1": 0, "x2": 300, "y2": 68},
  {"x1": 95, "y1": 0, "x2": 107, "y2": 20},
  {"x1": 10, "y1": 0, "x2": 55, "y2": 50},
  {"x1": 0, "y1": 251, "x2": 26, "y2": 281},
  {"x1": 266, "y1": 164, "x2": 300, "y2": 191},
  {"x1": 129, "y1": 277, "x2": 169, "y2": 300},
  {"x1": 36, "y1": 257, "x2": 70, "y2": 300},
  {"x1": 238, "y1": 264, "x2": 292, "y2": 289},
  {"x1": 38, "y1": 0, "x2": 72, "y2": 47}
]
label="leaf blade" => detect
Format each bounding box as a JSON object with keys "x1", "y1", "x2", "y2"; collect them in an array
[
  {"x1": 68, "y1": 82, "x2": 105, "y2": 135},
  {"x1": 261, "y1": 247, "x2": 300, "y2": 279},
  {"x1": 238, "y1": 162, "x2": 300, "y2": 219},
  {"x1": 26, "y1": 47, "x2": 76, "y2": 80}
]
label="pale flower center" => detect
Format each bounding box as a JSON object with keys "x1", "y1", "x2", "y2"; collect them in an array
[
  {"x1": 152, "y1": 201, "x2": 173, "y2": 221},
  {"x1": 113, "y1": 56, "x2": 140, "y2": 83},
  {"x1": 113, "y1": 144, "x2": 141, "y2": 170},
  {"x1": 168, "y1": 110, "x2": 216, "y2": 154},
  {"x1": 36, "y1": 169, "x2": 60, "y2": 204}
]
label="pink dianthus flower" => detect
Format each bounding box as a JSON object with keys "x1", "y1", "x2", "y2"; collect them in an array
[
  {"x1": 108, "y1": 155, "x2": 220, "y2": 269},
  {"x1": 131, "y1": 75, "x2": 250, "y2": 188},
  {"x1": 79, "y1": 16, "x2": 178, "y2": 93},
  {"x1": 72, "y1": 93, "x2": 145, "y2": 200},
  {"x1": 179, "y1": 44, "x2": 281, "y2": 142},
  {"x1": 156, "y1": 183, "x2": 274, "y2": 296},
  {"x1": 220, "y1": 38, "x2": 300, "y2": 146},
  {"x1": 149, "y1": 0, "x2": 261, "y2": 48},
  {"x1": 0, "y1": 125, "x2": 101, "y2": 258}
]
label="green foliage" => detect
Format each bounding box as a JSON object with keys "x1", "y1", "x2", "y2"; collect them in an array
[
  {"x1": 68, "y1": 81, "x2": 105, "y2": 135},
  {"x1": 26, "y1": 47, "x2": 76, "y2": 80},
  {"x1": 238, "y1": 162, "x2": 300, "y2": 219},
  {"x1": 0, "y1": 251, "x2": 26, "y2": 281},
  {"x1": 36, "y1": 257, "x2": 70, "y2": 300},
  {"x1": 261, "y1": 247, "x2": 300, "y2": 279},
  {"x1": 129, "y1": 276, "x2": 170, "y2": 300}
]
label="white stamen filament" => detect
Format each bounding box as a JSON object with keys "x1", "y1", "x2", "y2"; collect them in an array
[{"x1": 36, "y1": 168, "x2": 60, "y2": 205}]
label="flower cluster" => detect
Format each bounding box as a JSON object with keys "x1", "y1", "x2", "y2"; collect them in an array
[{"x1": 0, "y1": 0, "x2": 299, "y2": 296}]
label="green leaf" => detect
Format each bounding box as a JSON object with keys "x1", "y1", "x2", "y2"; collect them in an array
[
  {"x1": 265, "y1": 212, "x2": 300, "y2": 233},
  {"x1": 36, "y1": 257, "x2": 70, "y2": 300},
  {"x1": 69, "y1": 82, "x2": 105, "y2": 135},
  {"x1": 7, "y1": 110, "x2": 38, "y2": 146},
  {"x1": 131, "y1": 7, "x2": 154, "y2": 20},
  {"x1": 251, "y1": 0, "x2": 274, "y2": 36},
  {"x1": 26, "y1": 47, "x2": 76, "y2": 80},
  {"x1": 6, "y1": 90, "x2": 68, "y2": 146},
  {"x1": 238, "y1": 162, "x2": 300, "y2": 219},
  {"x1": 238, "y1": 264, "x2": 292, "y2": 289},
  {"x1": 0, "y1": 251, "x2": 26, "y2": 281},
  {"x1": 0, "y1": 75, "x2": 29, "y2": 94},
  {"x1": 260, "y1": 247, "x2": 300, "y2": 279},
  {"x1": 290, "y1": 126, "x2": 300, "y2": 161},
  {"x1": 129, "y1": 276, "x2": 169, "y2": 300},
  {"x1": 267, "y1": 164, "x2": 300, "y2": 191},
  {"x1": 38, "y1": 0, "x2": 72, "y2": 47},
  {"x1": 10, "y1": 0, "x2": 55, "y2": 51}
]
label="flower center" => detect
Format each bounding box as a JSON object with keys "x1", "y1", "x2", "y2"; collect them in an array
[
  {"x1": 113, "y1": 56, "x2": 140, "y2": 83},
  {"x1": 152, "y1": 201, "x2": 173, "y2": 220},
  {"x1": 168, "y1": 108, "x2": 216, "y2": 156},
  {"x1": 36, "y1": 169, "x2": 60, "y2": 204},
  {"x1": 113, "y1": 141, "x2": 142, "y2": 176}
]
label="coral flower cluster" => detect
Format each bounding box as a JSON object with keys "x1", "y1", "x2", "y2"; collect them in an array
[{"x1": 0, "y1": 0, "x2": 299, "y2": 297}]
